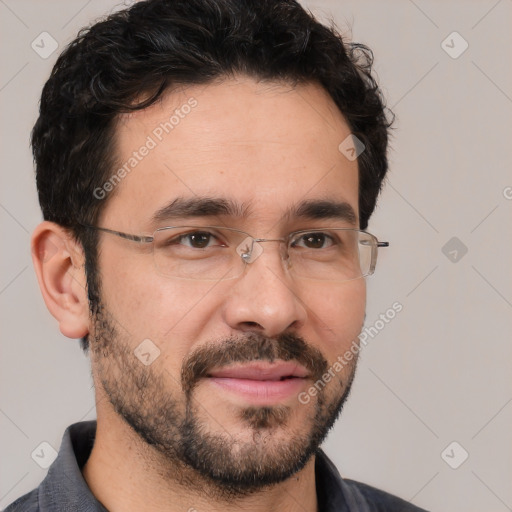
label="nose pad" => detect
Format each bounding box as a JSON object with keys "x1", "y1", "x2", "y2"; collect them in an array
[
  {"x1": 236, "y1": 237, "x2": 264, "y2": 264},
  {"x1": 236, "y1": 237, "x2": 292, "y2": 274}
]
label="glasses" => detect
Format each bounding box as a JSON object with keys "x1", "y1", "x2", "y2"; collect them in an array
[{"x1": 83, "y1": 224, "x2": 389, "y2": 282}]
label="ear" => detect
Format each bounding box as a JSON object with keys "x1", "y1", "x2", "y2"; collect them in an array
[{"x1": 31, "y1": 221, "x2": 90, "y2": 339}]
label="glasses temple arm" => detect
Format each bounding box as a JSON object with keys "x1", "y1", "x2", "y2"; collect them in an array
[{"x1": 81, "y1": 225, "x2": 153, "y2": 243}]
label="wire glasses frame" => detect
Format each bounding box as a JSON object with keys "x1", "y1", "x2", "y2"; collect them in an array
[{"x1": 81, "y1": 224, "x2": 389, "y2": 282}]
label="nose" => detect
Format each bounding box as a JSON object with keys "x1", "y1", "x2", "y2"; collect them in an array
[{"x1": 221, "y1": 240, "x2": 308, "y2": 337}]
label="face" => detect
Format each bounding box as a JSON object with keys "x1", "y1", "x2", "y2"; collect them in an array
[{"x1": 89, "y1": 76, "x2": 366, "y2": 497}]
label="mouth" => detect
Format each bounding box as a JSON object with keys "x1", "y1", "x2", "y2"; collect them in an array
[{"x1": 205, "y1": 361, "x2": 310, "y2": 404}]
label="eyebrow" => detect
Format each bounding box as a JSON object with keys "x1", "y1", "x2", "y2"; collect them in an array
[
  {"x1": 150, "y1": 196, "x2": 357, "y2": 227},
  {"x1": 287, "y1": 199, "x2": 357, "y2": 226},
  {"x1": 151, "y1": 197, "x2": 251, "y2": 224}
]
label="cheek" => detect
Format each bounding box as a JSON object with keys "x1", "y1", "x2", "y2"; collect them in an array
[
  {"x1": 100, "y1": 262, "x2": 224, "y2": 364},
  {"x1": 98, "y1": 251, "x2": 193, "y2": 339},
  {"x1": 305, "y1": 279, "x2": 366, "y2": 359},
  {"x1": 297, "y1": 280, "x2": 365, "y2": 404}
]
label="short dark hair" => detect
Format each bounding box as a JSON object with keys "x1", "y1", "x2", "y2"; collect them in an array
[{"x1": 32, "y1": 0, "x2": 392, "y2": 353}]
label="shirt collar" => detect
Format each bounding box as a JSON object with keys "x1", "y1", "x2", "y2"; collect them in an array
[{"x1": 38, "y1": 420, "x2": 107, "y2": 511}]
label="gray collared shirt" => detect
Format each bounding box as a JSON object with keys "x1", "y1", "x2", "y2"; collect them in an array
[{"x1": 4, "y1": 421, "x2": 428, "y2": 511}]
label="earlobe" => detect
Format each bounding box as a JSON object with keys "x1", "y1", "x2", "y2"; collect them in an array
[{"x1": 31, "y1": 221, "x2": 90, "y2": 339}]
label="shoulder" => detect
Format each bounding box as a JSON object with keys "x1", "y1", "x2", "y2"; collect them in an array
[
  {"x1": 343, "y1": 479, "x2": 429, "y2": 512},
  {"x1": 2, "y1": 489, "x2": 39, "y2": 512},
  {"x1": 315, "y1": 449, "x2": 429, "y2": 512}
]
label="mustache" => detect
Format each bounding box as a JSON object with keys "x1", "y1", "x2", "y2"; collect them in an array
[{"x1": 181, "y1": 332, "x2": 328, "y2": 395}]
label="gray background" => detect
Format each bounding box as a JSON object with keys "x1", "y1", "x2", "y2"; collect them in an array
[{"x1": 1, "y1": 1, "x2": 511, "y2": 511}]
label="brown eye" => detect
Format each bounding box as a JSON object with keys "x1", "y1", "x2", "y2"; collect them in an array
[
  {"x1": 180, "y1": 232, "x2": 213, "y2": 248},
  {"x1": 292, "y1": 232, "x2": 333, "y2": 249},
  {"x1": 304, "y1": 233, "x2": 326, "y2": 248}
]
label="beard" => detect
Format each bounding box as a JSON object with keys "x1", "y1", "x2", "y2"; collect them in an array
[{"x1": 89, "y1": 299, "x2": 358, "y2": 500}]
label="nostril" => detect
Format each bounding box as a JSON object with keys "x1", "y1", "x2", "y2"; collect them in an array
[{"x1": 241, "y1": 322, "x2": 263, "y2": 330}]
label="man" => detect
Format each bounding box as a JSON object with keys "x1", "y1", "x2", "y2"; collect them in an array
[{"x1": 5, "y1": 0, "x2": 428, "y2": 510}]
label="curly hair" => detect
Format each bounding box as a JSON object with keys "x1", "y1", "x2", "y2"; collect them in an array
[{"x1": 32, "y1": 0, "x2": 393, "y2": 353}]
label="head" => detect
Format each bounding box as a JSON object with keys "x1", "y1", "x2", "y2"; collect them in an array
[{"x1": 31, "y1": 0, "x2": 392, "y2": 499}]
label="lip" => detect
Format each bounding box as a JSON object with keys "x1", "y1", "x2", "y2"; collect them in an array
[
  {"x1": 205, "y1": 361, "x2": 310, "y2": 405},
  {"x1": 207, "y1": 377, "x2": 307, "y2": 404},
  {"x1": 207, "y1": 361, "x2": 310, "y2": 380}
]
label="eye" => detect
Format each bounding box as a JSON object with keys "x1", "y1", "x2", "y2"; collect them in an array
[
  {"x1": 177, "y1": 231, "x2": 220, "y2": 249},
  {"x1": 291, "y1": 232, "x2": 335, "y2": 249}
]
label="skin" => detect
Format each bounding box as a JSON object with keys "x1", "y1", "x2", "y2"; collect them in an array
[{"x1": 32, "y1": 76, "x2": 366, "y2": 512}]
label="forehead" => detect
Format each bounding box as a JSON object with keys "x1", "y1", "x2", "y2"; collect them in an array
[{"x1": 101, "y1": 76, "x2": 359, "y2": 229}]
